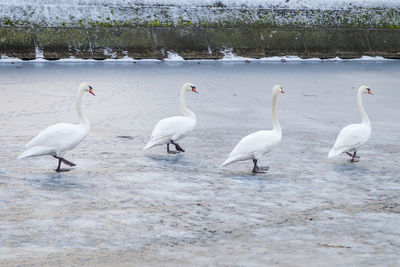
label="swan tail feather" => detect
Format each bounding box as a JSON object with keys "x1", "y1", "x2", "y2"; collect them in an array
[
  {"x1": 221, "y1": 156, "x2": 238, "y2": 167},
  {"x1": 18, "y1": 146, "x2": 51, "y2": 159},
  {"x1": 143, "y1": 139, "x2": 159, "y2": 150},
  {"x1": 143, "y1": 141, "x2": 154, "y2": 150},
  {"x1": 143, "y1": 136, "x2": 170, "y2": 150},
  {"x1": 328, "y1": 148, "x2": 342, "y2": 159}
]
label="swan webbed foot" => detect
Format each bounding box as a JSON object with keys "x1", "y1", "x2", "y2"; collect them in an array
[
  {"x1": 346, "y1": 151, "x2": 360, "y2": 162},
  {"x1": 54, "y1": 156, "x2": 76, "y2": 171},
  {"x1": 55, "y1": 168, "x2": 71, "y2": 172},
  {"x1": 252, "y1": 159, "x2": 269, "y2": 173},
  {"x1": 167, "y1": 143, "x2": 180, "y2": 154},
  {"x1": 346, "y1": 152, "x2": 360, "y2": 159},
  {"x1": 171, "y1": 140, "x2": 185, "y2": 152},
  {"x1": 252, "y1": 168, "x2": 268, "y2": 174}
]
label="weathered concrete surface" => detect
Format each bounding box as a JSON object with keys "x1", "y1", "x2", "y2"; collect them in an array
[
  {"x1": 1, "y1": 5, "x2": 400, "y2": 59},
  {"x1": 0, "y1": 27, "x2": 35, "y2": 59},
  {"x1": 1, "y1": 26, "x2": 400, "y2": 60}
]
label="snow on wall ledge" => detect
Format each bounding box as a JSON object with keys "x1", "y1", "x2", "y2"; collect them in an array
[
  {"x1": 1, "y1": 0, "x2": 399, "y2": 28},
  {"x1": 0, "y1": 1, "x2": 399, "y2": 59}
]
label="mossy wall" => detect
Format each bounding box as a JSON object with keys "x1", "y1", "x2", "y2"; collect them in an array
[{"x1": 1, "y1": 7, "x2": 399, "y2": 59}]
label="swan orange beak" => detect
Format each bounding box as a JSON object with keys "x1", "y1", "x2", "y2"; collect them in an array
[
  {"x1": 281, "y1": 89, "x2": 285, "y2": 93},
  {"x1": 192, "y1": 87, "x2": 199, "y2": 94},
  {"x1": 367, "y1": 89, "x2": 373, "y2": 95},
  {"x1": 89, "y1": 87, "x2": 95, "y2": 96}
]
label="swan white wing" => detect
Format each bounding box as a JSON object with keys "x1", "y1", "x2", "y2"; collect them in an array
[
  {"x1": 331, "y1": 123, "x2": 371, "y2": 152},
  {"x1": 229, "y1": 130, "x2": 281, "y2": 159},
  {"x1": 150, "y1": 116, "x2": 196, "y2": 141},
  {"x1": 26, "y1": 123, "x2": 88, "y2": 151}
]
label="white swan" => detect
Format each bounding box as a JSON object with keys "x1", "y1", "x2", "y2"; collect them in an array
[
  {"x1": 221, "y1": 84, "x2": 285, "y2": 173},
  {"x1": 328, "y1": 85, "x2": 373, "y2": 162},
  {"x1": 18, "y1": 82, "x2": 95, "y2": 172},
  {"x1": 143, "y1": 83, "x2": 198, "y2": 153}
]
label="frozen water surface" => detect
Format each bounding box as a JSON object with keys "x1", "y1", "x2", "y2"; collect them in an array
[{"x1": 0, "y1": 60, "x2": 399, "y2": 265}]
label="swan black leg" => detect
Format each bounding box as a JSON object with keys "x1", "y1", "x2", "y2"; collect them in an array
[
  {"x1": 171, "y1": 140, "x2": 185, "y2": 152},
  {"x1": 167, "y1": 143, "x2": 178, "y2": 154},
  {"x1": 252, "y1": 159, "x2": 269, "y2": 173},
  {"x1": 53, "y1": 156, "x2": 75, "y2": 172},
  {"x1": 55, "y1": 158, "x2": 63, "y2": 172}
]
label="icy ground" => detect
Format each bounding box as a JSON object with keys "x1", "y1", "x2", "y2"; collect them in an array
[{"x1": 0, "y1": 60, "x2": 399, "y2": 265}]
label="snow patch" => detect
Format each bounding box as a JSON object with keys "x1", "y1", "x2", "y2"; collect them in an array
[
  {"x1": 58, "y1": 57, "x2": 97, "y2": 62},
  {"x1": 0, "y1": 54, "x2": 23, "y2": 62},
  {"x1": 164, "y1": 51, "x2": 185, "y2": 61},
  {"x1": 103, "y1": 47, "x2": 117, "y2": 59},
  {"x1": 104, "y1": 55, "x2": 137, "y2": 62},
  {"x1": 259, "y1": 56, "x2": 321, "y2": 62},
  {"x1": 325, "y1": 56, "x2": 344, "y2": 61},
  {"x1": 0, "y1": 1, "x2": 398, "y2": 10},
  {"x1": 1, "y1": 1, "x2": 398, "y2": 28},
  {"x1": 220, "y1": 48, "x2": 253, "y2": 61},
  {"x1": 113, "y1": 55, "x2": 136, "y2": 62},
  {"x1": 355, "y1": 55, "x2": 389, "y2": 61},
  {"x1": 35, "y1": 47, "x2": 45, "y2": 61}
]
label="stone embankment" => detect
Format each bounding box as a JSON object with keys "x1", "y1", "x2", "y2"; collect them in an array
[{"x1": 1, "y1": 4, "x2": 399, "y2": 59}]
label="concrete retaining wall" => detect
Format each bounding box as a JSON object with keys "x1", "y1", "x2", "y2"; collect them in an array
[
  {"x1": 1, "y1": 26, "x2": 400, "y2": 60},
  {"x1": 1, "y1": 6, "x2": 399, "y2": 59}
]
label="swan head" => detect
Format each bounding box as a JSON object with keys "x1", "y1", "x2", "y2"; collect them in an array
[
  {"x1": 359, "y1": 85, "x2": 373, "y2": 95},
  {"x1": 79, "y1": 82, "x2": 95, "y2": 96},
  {"x1": 183, "y1": 83, "x2": 198, "y2": 94},
  {"x1": 273, "y1": 84, "x2": 285, "y2": 94}
]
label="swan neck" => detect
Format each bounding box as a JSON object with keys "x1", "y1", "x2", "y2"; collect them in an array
[
  {"x1": 272, "y1": 91, "x2": 281, "y2": 133},
  {"x1": 180, "y1": 88, "x2": 196, "y2": 120},
  {"x1": 76, "y1": 89, "x2": 90, "y2": 129},
  {"x1": 358, "y1": 90, "x2": 370, "y2": 125}
]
